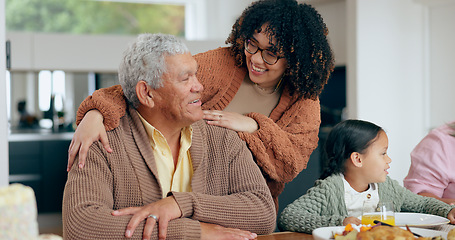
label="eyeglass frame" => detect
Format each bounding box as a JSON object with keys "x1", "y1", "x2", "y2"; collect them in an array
[{"x1": 244, "y1": 39, "x2": 282, "y2": 65}]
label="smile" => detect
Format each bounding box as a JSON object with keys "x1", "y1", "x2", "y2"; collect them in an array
[
  {"x1": 251, "y1": 64, "x2": 266, "y2": 73},
  {"x1": 189, "y1": 99, "x2": 200, "y2": 104}
]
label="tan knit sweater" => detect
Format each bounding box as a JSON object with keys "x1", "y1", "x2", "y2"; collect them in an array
[
  {"x1": 76, "y1": 47, "x2": 321, "y2": 207},
  {"x1": 64, "y1": 106, "x2": 276, "y2": 239}
]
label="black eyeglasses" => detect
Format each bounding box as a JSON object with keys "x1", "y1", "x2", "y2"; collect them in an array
[{"x1": 244, "y1": 39, "x2": 281, "y2": 65}]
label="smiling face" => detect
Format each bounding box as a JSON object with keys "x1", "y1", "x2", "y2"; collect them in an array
[
  {"x1": 151, "y1": 53, "x2": 203, "y2": 127},
  {"x1": 359, "y1": 131, "x2": 392, "y2": 183},
  {"x1": 244, "y1": 24, "x2": 288, "y2": 89}
]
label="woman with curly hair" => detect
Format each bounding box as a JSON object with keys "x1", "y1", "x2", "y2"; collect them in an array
[{"x1": 68, "y1": 0, "x2": 334, "y2": 209}]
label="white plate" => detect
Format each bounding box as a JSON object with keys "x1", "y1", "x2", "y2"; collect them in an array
[
  {"x1": 395, "y1": 212, "x2": 450, "y2": 227},
  {"x1": 312, "y1": 226, "x2": 448, "y2": 240}
]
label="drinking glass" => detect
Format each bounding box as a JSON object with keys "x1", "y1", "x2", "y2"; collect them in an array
[{"x1": 361, "y1": 201, "x2": 395, "y2": 225}]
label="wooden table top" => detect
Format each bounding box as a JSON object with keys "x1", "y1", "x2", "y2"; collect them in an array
[{"x1": 257, "y1": 232, "x2": 313, "y2": 240}]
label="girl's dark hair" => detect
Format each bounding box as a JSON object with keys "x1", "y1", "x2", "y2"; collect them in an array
[
  {"x1": 226, "y1": 0, "x2": 334, "y2": 100},
  {"x1": 319, "y1": 120, "x2": 384, "y2": 180}
]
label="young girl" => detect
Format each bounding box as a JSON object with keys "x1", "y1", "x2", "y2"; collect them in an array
[{"x1": 278, "y1": 119, "x2": 455, "y2": 234}]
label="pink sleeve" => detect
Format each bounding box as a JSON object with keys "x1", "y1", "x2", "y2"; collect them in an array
[{"x1": 404, "y1": 126, "x2": 454, "y2": 197}]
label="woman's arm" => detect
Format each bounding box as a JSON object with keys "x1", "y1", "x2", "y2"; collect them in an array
[
  {"x1": 76, "y1": 84, "x2": 127, "y2": 129},
  {"x1": 238, "y1": 97, "x2": 321, "y2": 183},
  {"x1": 67, "y1": 110, "x2": 111, "y2": 171},
  {"x1": 68, "y1": 85, "x2": 127, "y2": 170}
]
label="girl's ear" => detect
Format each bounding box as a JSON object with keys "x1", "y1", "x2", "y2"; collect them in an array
[
  {"x1": 350, "y1": 152, "x2": 363, "y2": 167},
  {"x1": 136, "y1": 80, "x2": 154, "y2": 108}
]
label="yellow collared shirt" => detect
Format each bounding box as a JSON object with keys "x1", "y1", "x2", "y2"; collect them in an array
[{"x1": 137, "y1": 112, "x2": 193, "y2": 198}]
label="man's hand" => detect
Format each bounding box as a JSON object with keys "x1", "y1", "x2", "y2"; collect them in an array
[
  {"x1": 203, "y1": 110, "x2": 258, "y2": 133},
  {"x1": 67, "y1": 110, "x2": 112, "y2": 171},
  {"x1": 200, "y1": 222, "x2": 257, "y2": 240},
  {"x1": 112, "y1": 196, "x2": 182, "y2": 240}
]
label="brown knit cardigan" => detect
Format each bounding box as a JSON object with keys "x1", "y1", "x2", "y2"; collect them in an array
[
  {"x1": 64, "y1": 106, "x2": 276, "y2": 239},
  {"x1": 76, "y1": 47, "x2": 321, "y2": 207}
]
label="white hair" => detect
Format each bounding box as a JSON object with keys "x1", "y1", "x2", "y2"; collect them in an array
[{"x1": 118, "y1": 33, "x2": 189, "y2": 108}]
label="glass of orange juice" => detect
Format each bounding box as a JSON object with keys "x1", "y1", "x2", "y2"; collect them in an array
[{"x1": 361, "y1": 201, "x2": 395, "y2": 225}]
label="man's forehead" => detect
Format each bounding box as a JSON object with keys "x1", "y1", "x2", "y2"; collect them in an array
[{"x1": 165, "y1": 53, "x2": 197, "y2": 74}]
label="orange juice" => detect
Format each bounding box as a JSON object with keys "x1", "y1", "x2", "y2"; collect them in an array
[{"x1": 361, "y1": 214, "x2": 395, "y2": 225}]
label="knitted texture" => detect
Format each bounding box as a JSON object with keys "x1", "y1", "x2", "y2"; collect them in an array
[
  {"x1": 76, "y1": 84, "x2": 125, "y2": 131},
  {"x1": 278, "y1": 175, "x2": 455, "y2": 234},
  {"x1": 75, "y1": 47, "x2": 321, "y2": 206},
  {"x1": 64, "y1": 105, "x2": 276, "y2": 239}
]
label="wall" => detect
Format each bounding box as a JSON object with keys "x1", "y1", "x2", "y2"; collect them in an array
[
  {"x1": 428, "y1": 2, "x2": 455, "y2": 128},
  {"x1": 203, "y1": 0, "x2": 253, "y2": 40},
  {"x1": 347, "y1": 0, "x2": 455, "y2": 185},
  {"x1": 1, "y1": 0, "x2": 8, "y2": 187},
  {"x1": 345, "y1": 0, "x2": 455, "y2": 185},
  {"x1": 348, "y1": 0, "x2": 426, "y2": 184},
  {"x1": 310, "y1": 0, "x2": 347, "y2": 66}
]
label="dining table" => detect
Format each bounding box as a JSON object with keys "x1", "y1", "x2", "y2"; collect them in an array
[
  {"x1": 256, "y1": 223, "x2": 455, "y2": 240},
  {"x1": 257, "y1": 232, "x2": 313, "y2": 240}
]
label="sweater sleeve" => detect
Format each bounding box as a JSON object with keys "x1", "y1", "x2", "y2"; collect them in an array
[
  {"x1": 76, "y1": 84, "x2": 127, "y2": 131},
  {"x1": 404, "y1": 127, "x2": 453, "y2": 197},
  {"x1": 278, "y1": 177, "x2": 346, "y2": 234},
  {"x1": 381, "y1": 177, "x2": 455, "y2": 219},
  {"x1": 170, "y1": 127, "x2": 276, "y2": 235},
  {"x1": 63, "y1": 141, "x2": 201, "y2": 240},
  {"x1": 238, "y1": 97, "x2": 320, "y2": 183}
]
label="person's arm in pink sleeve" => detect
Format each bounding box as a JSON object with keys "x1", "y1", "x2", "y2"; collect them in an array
[{"x1": 404, "y1": 128, "x2": 450, "y2": 199}]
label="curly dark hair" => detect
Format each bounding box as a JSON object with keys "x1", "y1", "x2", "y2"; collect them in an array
[{"x1": 226, "y1": 0, "x2": 334, "y2": 100}]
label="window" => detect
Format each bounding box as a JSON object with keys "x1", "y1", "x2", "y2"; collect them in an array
[
  {"x1": 38, "y1": 70, "x2": 65, "y2": 112},
  {"x1": 38, "y1": 71, "x2": 52, "y2": 112},
  {"x1": 5, "y1": 0, "x2": 185, "y2": 37}
]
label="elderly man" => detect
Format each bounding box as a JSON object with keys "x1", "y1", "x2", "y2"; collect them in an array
[{"x1": 62, "y1": 33, "x2": 275, "y2": 240}]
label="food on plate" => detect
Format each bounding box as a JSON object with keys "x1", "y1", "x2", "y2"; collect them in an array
[
  {"x1": 335, "y1": 230, "x2": 358, "y2": 240},
  {"x1": 447, "y1": 228, "x2": 455, "y2": 240},
  {"x1": 357, "y1": 225, "x2": 414, "y2": 239},
  {"x1": 333, "y1": 223, "x2": 444, "y2": 240}
]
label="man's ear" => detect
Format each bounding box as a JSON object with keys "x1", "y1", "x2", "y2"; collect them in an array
[
  {"x1": 136, "y1": 81, "x2": 154, "y2": 108},
  {"x1": 350, "y1": 152, "x2": 363, "y2": 167}
]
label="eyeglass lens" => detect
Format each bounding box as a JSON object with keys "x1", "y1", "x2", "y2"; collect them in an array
[{"x1": 245, "y1": 40, "x2": 278, "y2": 65}]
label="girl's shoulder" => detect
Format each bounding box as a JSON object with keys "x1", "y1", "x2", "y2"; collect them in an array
[
  {"x1": 313, "y1": 174, "x2": 344, "y2": 190},
  {"x1": 378, "y1": 176, "x2": 405, "y2": 193},
  {"x1": 383, "y1": 176, "x2": 401, "y2": 186}
]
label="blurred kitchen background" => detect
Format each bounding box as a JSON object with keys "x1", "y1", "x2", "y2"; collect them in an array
[{"x1": 1, "y1": 0, "x2": 455, "y2": 235}]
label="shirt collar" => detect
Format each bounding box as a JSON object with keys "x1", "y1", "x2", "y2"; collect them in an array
[{"x1": 136, "y1": 111, "x2": 193, "y2": 149}]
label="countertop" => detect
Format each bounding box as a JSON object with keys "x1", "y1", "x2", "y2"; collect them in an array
[{"x1": 8, "y1": 128, "x2": 74, "y2": 142}]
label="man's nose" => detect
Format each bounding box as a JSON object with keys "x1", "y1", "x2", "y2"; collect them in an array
[{"x1": 192, "y1": 76, "x2": 203, "y2": 92}]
